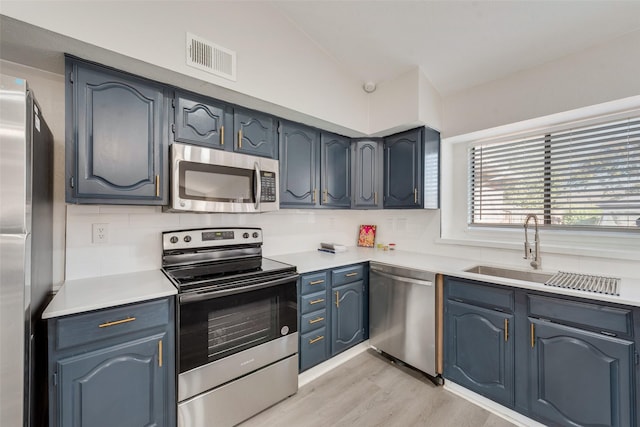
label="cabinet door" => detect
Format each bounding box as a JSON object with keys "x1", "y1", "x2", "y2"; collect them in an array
[
  {"x1": 68, "y1": 60, "x2": 167, "y2": 203},
  {"x1": 320, "y1": 133, "x2": 351, "y2": 208},
  {"x1": 173, "y1": 91, "x2": 230, "y2": 149},
  {"x1": 383, "y1": 128, "x2": 423, "y2": 208},
  {"x1": 529, "y1": 319, "x2": 634, "y2": 427},
  {"x1": 234, "y1": 108, "x2": 278, "y2": 159},
  {"x1": 331, "y1": 281, "x2": 364, "y2": 355},
  {"x1": 445, "y1": 300, "x2": 514, "y2": 407},
  {"x1": 55, "y1": 333, "x2": 168, "y2": 427},
  {"x1": 279, "y1": 121, "x2": 320, "y2": 207},
  {"x1": 352, "y1": 139, "x2": 383, "y2": 209}
]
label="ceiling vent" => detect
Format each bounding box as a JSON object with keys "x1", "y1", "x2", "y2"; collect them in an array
[{"x1": 186, "y1": 33, "x2": 236, "y2": 81}]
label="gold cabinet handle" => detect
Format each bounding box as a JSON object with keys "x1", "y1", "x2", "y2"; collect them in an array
[
  {"x1": 309, "y1": 335, "x2": 324, "y2": 344},
  {"x1": 345, "y1": 272, "x2": 358, "y2": 277},
  {"x1": 155, "y1": 175, "x2": 160, "y2": 197},
  {"x1": 99, "y1": 317, "x2": 136, "y2": 328},
  {"x1": 531, "y1": 323, "x2": 535, "y2": 348},
  {"x1": 309, "y1": 279, "x2": 325, "y2": 285},
  {"x1": 158, "y1": 340, "x2": 163, "y2": 367},
  {"x1": 309, "y1": 298, "x2": 325, "y2": 305},
  {"x1": 309, "y1": 317, "x2": 325, "y2": 324},
  {"x1": 323, "y1": 189, "x2": 328, "y2": 203},
  {"x1": 220, "y1": 125, "x2": 224, "y2": 145},
  {"x1": 374, "y1": 192, "x2": 378, "y2": 205},
  {"x1": 414, "y1": 188, "x2": 418, "y2": 204},
  {"x1": 238, "y1": 129, "x2": 243, "y2": 149},
  {"x1": 504, "y1": 319, "x2": 509, "y2": 342},
  {"x1": 312, "y1": 188, "x2": 317, "y2": 203},
  {"x1": 335, "y1": 291, "x2": 340, "y2": 308}
]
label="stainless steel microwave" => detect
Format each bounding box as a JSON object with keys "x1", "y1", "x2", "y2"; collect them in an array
[{"x1": 167, "y1": 143, "x2": 279, "y2": 213}]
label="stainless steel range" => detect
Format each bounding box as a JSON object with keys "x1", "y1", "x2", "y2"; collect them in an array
[{"x1": 161, "y1": 227, "x2": 299, "y2": 427}]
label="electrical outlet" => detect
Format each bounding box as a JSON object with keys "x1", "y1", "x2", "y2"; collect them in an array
[{"x1": 92, "y1": 223, "x2": 109, "y2": 244}]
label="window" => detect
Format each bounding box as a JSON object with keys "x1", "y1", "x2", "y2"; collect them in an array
[{"x1": 469, "y1": 116, "x2": 640, "y2": 230}]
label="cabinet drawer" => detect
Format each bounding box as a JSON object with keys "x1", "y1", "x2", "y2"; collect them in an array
[
  {"x1": 332, "y1": 264, "x2": 364, "y2": 287},
  {"x1": 300, "y1": 327, "x2": 328, "y2": 371},
  {"x1": 300, "y1": 271, "x2": 328, "y2": 296},
  {"x1": 301, "y1": 291, "x2": 327, "y2": 315},
  {"x1": 528, "y1": 294, "x2": 633, "y2": 336},
  {"x1": 54, "y1": 298, "x2": 170, "y2": 351},
  {"x1": 300, "y1": 309, "x2": 327, "y2": 334},
  {"x1": 447, "y1": 278, "x2": 514, "y2": 312}
]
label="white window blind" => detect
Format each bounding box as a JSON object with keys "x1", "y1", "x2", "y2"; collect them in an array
[{"x1": 469, "y1": 116, "x2": 640, "y2": 229}]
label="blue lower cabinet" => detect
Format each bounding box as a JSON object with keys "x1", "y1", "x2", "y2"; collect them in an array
[
  {"x1": 529, "y1": 319, "x2": 635, "y2": 427},
  {"x1": 331, "y1": 281, "x2": 364, "y2": 355},
  {"x1": 300, "y1": 327, "x2": 328, "y2": 372},
  {"x1": 48, "y1": 298, "x2": 175, "y2": 427},
  {"x1": 445, "y1": 300, "x2": 514, "y2": 407}
]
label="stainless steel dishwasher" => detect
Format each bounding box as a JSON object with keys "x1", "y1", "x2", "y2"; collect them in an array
[{"x1": 369, "y1": 262, "x2": 441, "y2": 383}]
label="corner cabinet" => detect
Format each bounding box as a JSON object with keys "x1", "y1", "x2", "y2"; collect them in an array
[
  {"x1": 352, "y1": 139, "x2": 383, "y2": 209},
  {"x1": 383, "y1": 128, "x2": 423, "y2": 208},
  {"x1": 48, "y1": 298, "x2": 176, "y2": 427},
  {"x1": 298, "y1": 264, "x2": 367, "y2": 371},
  {"x1": 65, "y1": 57, "x2": 168, "y2": 205},
  {"x1": 444, "y1": 276, "x2": 639, "y2": 427},
  {"x1": 279, "y1": 121, "x2": 351, "y2": 208}
]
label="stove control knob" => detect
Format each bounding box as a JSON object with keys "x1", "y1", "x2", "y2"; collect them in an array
[
  {"x1": 170, "y1": 236, "x2": 178, "y2": 244},
  {"x1": 184, "y1": 235, "x2": 192, "y2": 243},
  {"x1": 252, "y1": 232, "x2": 259, "y2": 238},
  {"x1": 243, "y1": 232, "x2": 250, "y2": 239}
]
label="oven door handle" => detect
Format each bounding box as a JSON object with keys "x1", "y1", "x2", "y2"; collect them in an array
[
  {"x1": 179, "y1": 273, "x2": 299, "y2": 304},
  {"x1": 254, "y1": 162, "x2": 261, "y2": 211}
]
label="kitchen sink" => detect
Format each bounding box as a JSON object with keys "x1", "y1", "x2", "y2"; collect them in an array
[{"x1": 464, "y1": 265, "x2": 554, "y2": 284}]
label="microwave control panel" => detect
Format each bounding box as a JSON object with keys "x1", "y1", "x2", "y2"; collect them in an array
[{"x1": 260, "y1": 171, "x2": 277, "y2": 202}]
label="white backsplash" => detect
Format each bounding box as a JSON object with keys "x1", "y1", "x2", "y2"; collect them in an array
[{"x1": 64, "y1": 205, "x2": 640, "y2": 284}]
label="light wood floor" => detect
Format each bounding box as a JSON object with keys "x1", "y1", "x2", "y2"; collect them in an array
[{"x1": 239, "y1": 349, "x2": 516, "y2": 427}]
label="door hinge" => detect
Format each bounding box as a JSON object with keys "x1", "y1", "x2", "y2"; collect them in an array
[
  {"x1": 69, "y1": 176, "x2": 75, "y2": 188},
  {"x1": 278, "y1": 123, "x2": 282, "y2": 134},
  {"x1": 53, "y1": 372, "x2": 57, "y2": 386},
  {"x1": 171, "y1": 123, "x2": 175, "y2": 134},
  {"x1": 635, "y1": 352, "x2": 639, "y2": 365},
  {"x1": 68, "y1": 72, "x2": 74, "y2": 84},
  {"x1": 171, "y1": 99, "x2": 175, "y2": 109}
]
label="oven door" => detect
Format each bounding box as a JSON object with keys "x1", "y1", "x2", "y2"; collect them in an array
[
  {"x1": 177, "y1": 273, "x2": 298, "y2": 402},
  {"x1": 169, "y1": 142, "x2": 279, "y2": 213}
]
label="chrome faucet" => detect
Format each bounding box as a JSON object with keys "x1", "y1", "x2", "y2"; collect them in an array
[{"x1": 524, "y1": 214, "x2": 541, "y2": 269}]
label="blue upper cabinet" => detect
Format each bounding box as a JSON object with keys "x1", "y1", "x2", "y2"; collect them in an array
[
  {"x1": 234, "y1": 107, "x2": 278, "y2": 159},
  {"x1": 172, "y1": 91, "x2": 232, "y2": 149},
  {"x1": 383, "y1": 128, "x2": 423, "y2": 208},
  {"x1": 279, "y1": 121, "x2": 320, "y2": 207},
  {"x1": 352, "y1": 139, "x2": 383, "y2": 209},
  {"x1": 320, "y1": 132, "x2": 352, "y2": 208},
  {"x1": 65, "y1": 57, "x2": 168, "y2": 204}
]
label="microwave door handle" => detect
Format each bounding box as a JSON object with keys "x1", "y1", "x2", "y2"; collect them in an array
[{"x1": 254, "y1": 162, "x2": 261, "y2": 211}]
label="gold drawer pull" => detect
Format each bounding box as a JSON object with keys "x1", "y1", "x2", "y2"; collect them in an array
[
  {"x1": 414, "y1": 188, "x2": 418, "y2": 204},
  {"x1": 374, "y1": 192, "x2": 378, "y2": 205},
  {"x1": 155, "y1": 175, "x2": 159, "y2": 197},
  {"x1": 238, "y1": 129, "x2": 243, "y2": 149},
  {"x1": 531, "y1": 323, "x2": 535, "y2": 348},
  {"x1": 158, "y1": 340, "x2": 163, "y2": 367},
  {"x1": 309, "y1": 298, "x2": 325, "y2": 305},
  {"x1": 99, "y1": 317, "x2": 136, "y2": 328},
  {"x1": 309, "y1": 317, "x2": 325, "y2": 324},
  {"x1": 309, "y1": 279, "x2": 325, "y2": 285},
  {"x1": 345, "y1": 272, "x2": 358, "y2": 277},
  {"x1": 309, "y1": 335, "x2": 324, "y2": 344},
  {"x1": 220, "y1": 125, "x2": 225, "y2": 145},
  {"x1": 335, "y1": 291, "x2": 340, "y2": 308},
  {"x1": 504, "y1": 319, "x2": 509, "y2": 342}
]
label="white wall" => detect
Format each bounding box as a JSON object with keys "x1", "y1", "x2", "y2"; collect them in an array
[
  {"x1": 0, "y1": 1, "x2": 370, "y2": 134},
  {"x1": 442, "y1": 30, "x2": 640, "y2": 138}
]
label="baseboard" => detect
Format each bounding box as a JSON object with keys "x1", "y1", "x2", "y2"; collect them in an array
[
  {"x1": 298, "y1": 341, "x2": 370, "y2": 387},
  {"x1": 444, "y1": 380, "x2": 546, "y2": 427}
]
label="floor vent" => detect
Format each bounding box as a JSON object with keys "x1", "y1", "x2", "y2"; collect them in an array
[{"x1": 186, "y1": 33, "x2": 236, "y2": 81}]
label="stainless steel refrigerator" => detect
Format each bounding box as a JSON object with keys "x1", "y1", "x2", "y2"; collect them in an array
[{"x1": 0, "y1": 74, "x2": 54, "y2": 427}]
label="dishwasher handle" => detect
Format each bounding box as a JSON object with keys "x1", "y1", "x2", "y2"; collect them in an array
[{"x1": 370, "y1": 268, "x2": 433, "y2": 287}]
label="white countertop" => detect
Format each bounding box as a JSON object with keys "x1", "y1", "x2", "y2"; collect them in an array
[
  {"x1": 270, "y1": 247, "x2": 640, "y2": 307},
  {"x1": 42, "y1": 269, "x2": 177, "y2": 319}
]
